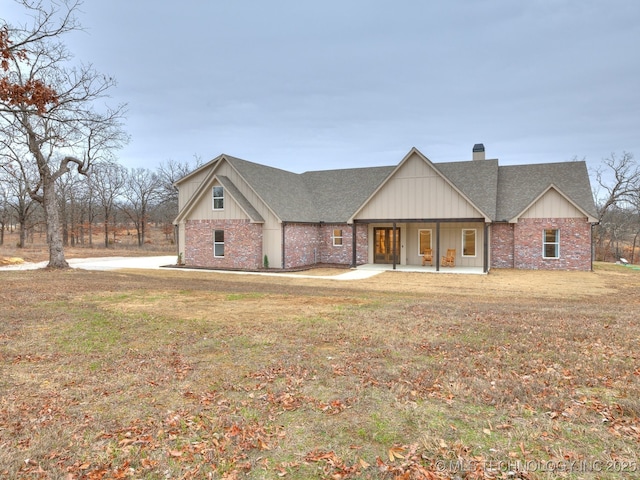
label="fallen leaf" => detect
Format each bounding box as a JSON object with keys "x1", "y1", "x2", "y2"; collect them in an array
[{"x1": 388, "y1": 446, "x2": 405, "y2": 461}]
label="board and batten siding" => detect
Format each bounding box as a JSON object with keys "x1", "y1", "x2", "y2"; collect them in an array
[
  {"x1": 189, "y1": 180, "x2": 250, "y2": 221},
  {"x1": 354, "y1": 152, "x2": 483, "y2": 220},
  {"x1": 519, "y1": 188, "x2": 586, "y2": 219},
  {"x1": 401, "y1": 222, "x2": 485, "y2": 267},
  {"x1": 177, "y1": 176, "x2": 208, "y2": 210}
]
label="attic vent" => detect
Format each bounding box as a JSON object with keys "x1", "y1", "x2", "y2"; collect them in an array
[{"x1": 472, "y1": 143, "x2": 485, "y2": 161}]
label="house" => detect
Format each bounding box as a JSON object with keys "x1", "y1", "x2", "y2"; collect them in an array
[{"x1": 174, "y1": 145, "x2": 598, "y2": 272}]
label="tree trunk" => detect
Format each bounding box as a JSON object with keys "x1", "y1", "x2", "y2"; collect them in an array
[
  {"x1": 104, "y1": 218, "x2": 109, "y2": 248},
  {"x1": 140, "y1": 210, "x2": 146, "y2": 247},
  {"x1": 43, "y1": 177, "x2": 69, "y2": 269},
  {"x1": 18, "y1": 219, "x2": 27, "y2": 248}
]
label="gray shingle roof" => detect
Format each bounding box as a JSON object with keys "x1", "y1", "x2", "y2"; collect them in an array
[
  {"x1": 225, "y1": 156, "x2": 320, "y2": 222},
  {"x1": 301, "y1": 166, "x2": 394, "y2": 223},
  {"x1": 225, "y1": 156, "x2": 393, "y2": 222},
  {"x1": 435, "y1": 160, "x2": 499, "y2": 219},
  {"x1": 496, "y1": 161, "x2": 597, "y2": 221},
  {"x1": 180, "y1": 153, "x2": 596, "y2": 224}
]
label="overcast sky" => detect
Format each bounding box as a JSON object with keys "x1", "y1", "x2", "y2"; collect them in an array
[{"x1": 3, "y1": 0, "x2": 639, "y2": 173}]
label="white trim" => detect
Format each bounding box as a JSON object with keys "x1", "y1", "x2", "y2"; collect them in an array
[
  {"x1": 213, "y1": 229, "x2": 225, "y2": 257},
  {"x1": 332, "y1": 228, "x2": 343, "y2": 247},
  {"x1": 462, "y1": 229, "x2": 477, "y2": 257},
  {"x1": 212, "y1": 185, "x2": 224, "y2": 210},
  {"x1": 418, "y1": 229, "x2": 432, "y2": 256},
  {"x1": 542, "y1": 228, "x2": 560, "y2": 259}
]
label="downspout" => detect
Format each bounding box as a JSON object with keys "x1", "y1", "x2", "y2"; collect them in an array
[
  {"x1": 281, "y1": 222, "x2": 286, "y2": 269},
  {"x1": 512, "y1": 223, "x2": 516, "y2": 268},
  {"x1": 591, "y1": 222, "x2": 599, "y2": 271},
  {"x1": 351, "y1": 222, "x2": 357, "y2": 267}
]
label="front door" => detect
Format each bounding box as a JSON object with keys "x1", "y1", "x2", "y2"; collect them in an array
[{"x1": 374, "y1": 227, "x2": 400, "y2": 264}]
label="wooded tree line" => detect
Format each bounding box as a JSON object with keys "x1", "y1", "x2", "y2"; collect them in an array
[{"x1": 0, "y1": 158, "x2": 197, "y2": 249}]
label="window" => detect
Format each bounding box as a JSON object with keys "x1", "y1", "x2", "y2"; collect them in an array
[
  {"x1": 213, "y1": 229, "x2": 224, "y2": 257},
  {"x1": 332, "y1": 229, "x2": 343, "y2": 246},
  {"x1": 418, "y1": 229, "x2": 432, "y2": 256},
  {"x1": 543, "y1": 229, "x2": 559, "y2": 258},
  {"x1": 212, "y1": 186, "x2": 224, "y2": 210},
  {"x1": 462, "y1": 229, "x2": 476, "y2": 257}
]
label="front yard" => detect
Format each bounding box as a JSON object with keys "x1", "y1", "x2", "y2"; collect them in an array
[{"x1": 0, "y1": 262, "x2": 638, "y2": 479}]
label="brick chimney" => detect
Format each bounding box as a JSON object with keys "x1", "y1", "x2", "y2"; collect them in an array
[{"x1": 472, "y1": 143, "x2": 485, "y2": 161}]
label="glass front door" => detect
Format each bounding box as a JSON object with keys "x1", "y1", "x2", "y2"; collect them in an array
[{"x1": 374, "y1": 227, "x2": 400, "y2": 264}]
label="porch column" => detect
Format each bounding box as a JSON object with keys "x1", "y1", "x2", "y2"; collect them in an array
[
  {"x1": 392, "y1": 222, "x2": 397, "y2": 270},
  {"x1": 435, "y1": 221, "x2": 441, "y2": 271},
  {"x1": 351, "y1": 222, "x2": 357, "y2": 267}
]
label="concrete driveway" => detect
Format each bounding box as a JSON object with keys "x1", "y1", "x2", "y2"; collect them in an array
[{"x1": 0, "y1": 255, "x2": 382, "y2": 280}]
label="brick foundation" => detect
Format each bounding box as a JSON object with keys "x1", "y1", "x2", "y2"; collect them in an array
[
  {"x1": 491, "y1": 218, "x2": 591, "y2": 271},
  {"x1": 184, "y1": 219, "x2": 263, "y2": 269}
]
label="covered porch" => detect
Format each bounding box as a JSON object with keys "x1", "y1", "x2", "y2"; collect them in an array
[{"x1": 351, "y1": 219, "x2": 490, "y2": 273}]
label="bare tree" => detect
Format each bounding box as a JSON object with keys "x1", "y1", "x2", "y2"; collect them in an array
[
  {"x1": 0, "y1": 175, "x2": 10, "y2": 245},
  {"x1": 121, "y1": 167, "x2": 161, "y2": 247},
  {"x1": 0, "y1": 1, "x2": 127, "y2": 268},
  {"x1": 155, "y1": 158, "x2": 203, "y2": 244},
  {"x1": 594, "y1": 152, "x2": 640, "y2": 221},
  {"x1": 1, "y1": 161, "x2": 39, "y2": 247},
  {"x1": 157, "y1": 157, "x2": 202, "y2": 209},
  {"x1": 56, "y1": 168, "x2": 86, "y2": 246},
  {"x1": 88, "y1": 162, "x2": 126, "y2": 248},
  {"x1": 593, "y1": 152, "x2": 640, "y2": 261}
]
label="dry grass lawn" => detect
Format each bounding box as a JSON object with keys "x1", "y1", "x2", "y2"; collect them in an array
[{"x1": 0, "y1": 249, "x2": 639, "y2": 479}]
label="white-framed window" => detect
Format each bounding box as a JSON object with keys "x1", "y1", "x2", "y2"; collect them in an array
[
  {"x1": 418, "y1": 229, "x2": 432, "y2": 256},
  {"x1": 462, "y1": 229, "x2": 476, "y2": 257},
  {"x1": 213, "y1": 229, "x2": 224, "y2": 257},
  {"x1": 543, "y1": 229, "x2": 559, "y2": 259},
  {"x1": 212, "y1": 186, "x2": 224, "y2": 210},
  {"x1": 332, "y1": 229, "x2": 343, "y2": 246}
]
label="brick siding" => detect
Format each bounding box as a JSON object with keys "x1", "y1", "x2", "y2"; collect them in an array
[
  {"x1": 491, "y1": 218, "x2": 591, "y2": 271},
  {"x1": 184, "y1": 219, "x2": 262, "y2": 269},
  {"x1": 283, "y1": 223, "x2": 368, "y2": 269},
  {"x1": 354, "y1": 223, "x2": 369, "y2": 265},
  {"x1": 490, "y1": 223, "x2": 515, "y2": 268}
]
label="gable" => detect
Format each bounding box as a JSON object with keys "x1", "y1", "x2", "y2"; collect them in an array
[
  {"x1": 175, "y1": 156, "x2": 271, "y2": 224},
  {"x1": 497, "y1": 162, "x2": 597, "y2": 222},
  {"x1": 176, "y1": 161, "x2": 216, "y2": 211},
  {"x1": 518, "y1": 186, "x2": 592, "y2": 221},
  {"x1": 353, "y1": 150, "x2": 487, "y2": 221},
  {"x1": 184, "y1": 178, "x2": 255, "y2": 222}
]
